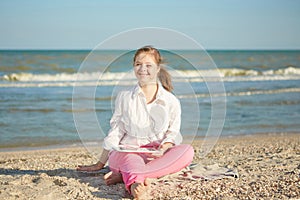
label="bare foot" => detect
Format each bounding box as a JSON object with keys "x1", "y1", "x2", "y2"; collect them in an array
[
  {"x1": 130, "y1": 179, "x2": 151, "y2": 200},
  {"x1": 103, "y1": 171, "x2": 123, "y2": 185}
]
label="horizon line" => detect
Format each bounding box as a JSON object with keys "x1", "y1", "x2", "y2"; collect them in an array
[{"x1": 0, "y1": 48, "x2": 300, "y2": 51}]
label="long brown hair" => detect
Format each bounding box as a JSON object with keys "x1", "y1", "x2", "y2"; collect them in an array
[{"x1": 133, "y1": 46, "x2": 173, "y2": 92}]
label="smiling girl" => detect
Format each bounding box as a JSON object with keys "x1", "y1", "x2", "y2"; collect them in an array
[{"x1": 77, "y1": 46, "x2": 194, "y2": 199}]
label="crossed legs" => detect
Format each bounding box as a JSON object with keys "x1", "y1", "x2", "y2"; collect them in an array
[{"x1": 108, "y1": 144, "x2": 194, "y2": 198}]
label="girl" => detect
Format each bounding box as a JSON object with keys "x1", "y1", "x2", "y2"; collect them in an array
[{"x1": 77, "y1": 46, "x2": 194, "y2": 199}]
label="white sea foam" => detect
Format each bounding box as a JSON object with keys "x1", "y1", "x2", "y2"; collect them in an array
[
  {"x1": 1, "y1": 67, "x2": 300, "y2": 88},
  {"x1": 177, "y1": 88, "x2": 300, "y2": 99}
]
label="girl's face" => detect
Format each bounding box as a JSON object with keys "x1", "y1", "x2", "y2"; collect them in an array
[{"x1": 133, "y1": 53, "x2": 160, "y2": 86}]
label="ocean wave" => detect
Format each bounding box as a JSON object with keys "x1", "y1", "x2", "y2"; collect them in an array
[
  {"x1": 177, "y1": 88, "x2": 300, "y2": 99},
  {"x1": 1, "y1": 67, "x2": 300, "y2": 87},
  {"x1": 1, "y1": 72, "x2": 104, "y2": 82}
]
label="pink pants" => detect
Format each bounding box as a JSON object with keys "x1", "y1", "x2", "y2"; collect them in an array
[{"x1": 108, "y1": 144, "x2": 194, "y2": 191}]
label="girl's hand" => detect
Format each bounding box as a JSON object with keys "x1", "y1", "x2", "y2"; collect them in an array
[
  {"x1": 149, "y1": 142, "x2": 174, "y2": 159},
  {"x1": 76, "y1": 161, "x2": 104, "y2": 172},
  {"x1": 159, "y1": 142, "x2": 174, "y2": 152}
]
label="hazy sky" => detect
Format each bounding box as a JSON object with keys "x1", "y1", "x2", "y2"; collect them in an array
[{"x1": 0, "y1": 0, "x2": 299, "y2": 49}]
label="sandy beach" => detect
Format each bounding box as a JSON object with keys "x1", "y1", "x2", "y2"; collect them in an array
[{"x1": 0, "y1": 133, "x2": 299, "y2": 199}]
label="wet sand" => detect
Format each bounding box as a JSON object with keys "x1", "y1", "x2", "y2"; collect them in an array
[{"x1": 0, "y1": 133, "x2": 299, "y2": 199}]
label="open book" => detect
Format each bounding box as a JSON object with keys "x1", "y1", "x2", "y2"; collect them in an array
[{"x1": 112, "y1": 144, "x2": 161, "y2": 153}]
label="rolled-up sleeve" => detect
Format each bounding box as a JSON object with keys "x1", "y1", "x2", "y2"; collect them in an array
[
  {"x1": 162, "y1": 98, "x2": 183, "y2": 145},
  {"x1": 102, "y1": 92, "x2": 125, "y2": 150}
]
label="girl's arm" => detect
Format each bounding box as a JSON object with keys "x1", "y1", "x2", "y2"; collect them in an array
[
  {"x1": 102, "y1": 92, "x2": 125, "y2": 150},
  {"x1": 161, "y1": 98, "x2": 183, "y2": 145}
]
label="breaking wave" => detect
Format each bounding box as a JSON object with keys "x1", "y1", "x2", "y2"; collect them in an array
[
  {"x1": 177, "y1": 88, "x2": 300, "y2": 99},
  {"x1": 1, "y1": 67, "x2": 300, "y2": 87}
]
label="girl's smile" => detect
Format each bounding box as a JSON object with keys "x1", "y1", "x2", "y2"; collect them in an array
[{"x1": 134, "y1": 53, "x2": 160, "y2": 85}]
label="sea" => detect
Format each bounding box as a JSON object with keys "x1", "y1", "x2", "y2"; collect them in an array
[{"x1": 0, "y1": 50, "x2": 299, "y2": 149}]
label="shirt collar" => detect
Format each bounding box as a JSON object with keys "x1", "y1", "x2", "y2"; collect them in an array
[{"x1": 132, "y1": 82, "x2": 165, "y2": 99}]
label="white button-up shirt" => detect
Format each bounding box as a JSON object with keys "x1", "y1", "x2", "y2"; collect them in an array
[{"x1": 103, "y1": 82, "x2": 183, "y2": 151}]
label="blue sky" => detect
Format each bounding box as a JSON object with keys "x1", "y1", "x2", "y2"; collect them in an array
[{"x1": 0, "y1": 0, "x2": 299, "y2": 50}]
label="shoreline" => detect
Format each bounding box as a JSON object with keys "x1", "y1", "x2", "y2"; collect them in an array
[
  {"x1": 1, "y1": 131, "x2": 298, "y2": 153},
  {"x1": 0, "y1": 132, "x2": 299, "y2": 199}
]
